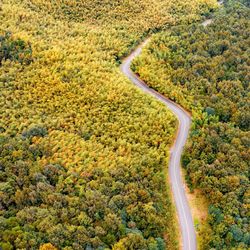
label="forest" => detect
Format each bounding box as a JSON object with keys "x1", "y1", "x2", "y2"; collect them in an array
[
  {"x1": 0, "y1": 0, "x2": 218, "y2": 249},
  {"x1": 132, "y1": 0, "x2": 249, "y2": 249}
]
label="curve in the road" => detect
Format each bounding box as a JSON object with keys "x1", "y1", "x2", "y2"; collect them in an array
[
  {"x1": 120, "y1": 2, "x2": 224, "y2": 248},
  {"x1": 120, "y1": 40, "x2": 195, "y2": 250}
]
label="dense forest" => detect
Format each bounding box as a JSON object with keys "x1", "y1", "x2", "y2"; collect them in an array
[
  {"x1": 132, "y1": 0, "x2": 249, "y2": 249},
  {"x1": 0, "y1": 0, "x2": 218, "y2": 249}
]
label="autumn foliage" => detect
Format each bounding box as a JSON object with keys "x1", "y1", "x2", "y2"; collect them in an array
[
  {"x1": 132, "y1": 0, "x2": 250, "y2": 249},
  {"x1": 0, "y1": 0, "x2": 217, "y2": 249}
]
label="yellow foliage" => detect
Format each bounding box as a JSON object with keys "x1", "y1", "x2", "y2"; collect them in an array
[
  {"x1": 0, "y1": 0, "x2": 217, "y2": 249},
  {"x1": 39, "y1": 243, "x2": 57, "y2": 250},
  {"x1": 112, "y1": 240, "x2": 127, "y2": 250}
]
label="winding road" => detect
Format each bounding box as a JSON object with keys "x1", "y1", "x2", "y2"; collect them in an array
[
  {"x1": 120, "y1": 39, "x2": 195, "y2": 250},
  {"x1": 120, "y1": 2, "x2": 223, "y2": 249}
]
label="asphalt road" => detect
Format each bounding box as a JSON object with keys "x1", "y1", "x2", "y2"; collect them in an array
[
  {"x1": 120, "y1": 40, "x2": 195, "y2": 250},
  {"x1": 120, "y1": 2, "x2": 225, "y2": 246}
]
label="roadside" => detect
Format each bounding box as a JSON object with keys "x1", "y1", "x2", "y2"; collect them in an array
[
  {"x1": 121, "y1": 1, "x2": 224, "y2": 249},
  {"x1": 181, "y1": 169, "x2": 209, "y2": 250}
]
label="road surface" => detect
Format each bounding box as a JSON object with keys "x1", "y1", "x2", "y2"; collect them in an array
[
  {"x1": 120, "y1": 2, "x2": 224, "y2": 248},
  {"x1": 120, "y1": 40, "x2": 195, "y2": 250}
]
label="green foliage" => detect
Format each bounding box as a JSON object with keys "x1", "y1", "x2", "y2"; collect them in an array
[
  {"x1": 22, "y1": 124, "x2": 48, "y2": 139},
  {"x1": 132, "y1": 1, "x2": 250, "y2": 249},
  {"x1": 0, "y1": 0, "x2": 217, "y2": 249},
  {"x1": 0, "y1": 32, "x2": 33, "y2": 65},
  {"x1": 0, "y1": 133, "x2": 175, "y2": 249},
  {"x1": 156, "y1": 237, "x2": 166, "y2": 250},
  {"x1": 0, "y1": 0, "x2": 218, "y2": 248}
]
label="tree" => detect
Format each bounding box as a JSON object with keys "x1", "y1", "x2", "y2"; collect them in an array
[{"x1": 39, "y1": 243, "x2": 58, "y2": 250}]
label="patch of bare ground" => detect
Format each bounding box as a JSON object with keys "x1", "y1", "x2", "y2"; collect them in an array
[{"x1": 181, "y1": 169, "x2": 209, "y2": 249}]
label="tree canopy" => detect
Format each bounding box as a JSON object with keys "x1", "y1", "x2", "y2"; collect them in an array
[
  {"x1": 132, "y1": 1, "x2": 250, "y2": 249},
  {"x1": 0, "y1": 0, "x2": 218, "y2": 249}
]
